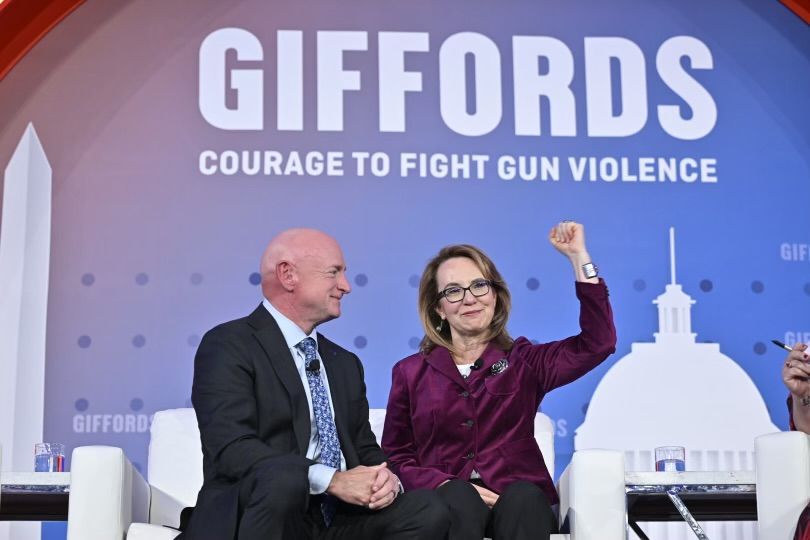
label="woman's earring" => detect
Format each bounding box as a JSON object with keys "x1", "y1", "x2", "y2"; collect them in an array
[{"x1": 435, "y1": 318, "x2": 445, "y2": 332}]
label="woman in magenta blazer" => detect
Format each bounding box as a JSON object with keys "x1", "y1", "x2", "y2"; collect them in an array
[{"x1": 381, "y1": 221, "x2": 617, "y2": 540}]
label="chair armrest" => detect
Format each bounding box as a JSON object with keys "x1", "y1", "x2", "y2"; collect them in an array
[
  {"x1": 150, "y1": 485, "x2": 187, "y2": 529},
  {"x1": 756, "y1": 431, "x2": 810, "y2": 540},
  {"x1": 67, "y1": 445, "x2": 150, "y2": 540},
  {"x1": 557, "y1": 449, "x2": 625, "y2": 540},
  {"x1": 127, "y1": 523, "x2": 182, "y2": 540}
]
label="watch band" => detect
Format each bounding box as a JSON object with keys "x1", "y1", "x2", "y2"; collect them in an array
[{"x1": 582, "y1": 262, "x2": 599, "y2": 279}]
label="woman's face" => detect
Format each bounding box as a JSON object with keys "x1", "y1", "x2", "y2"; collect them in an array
[{"x1": 435, "y1": 257, "x2": 496, "y2": 341}]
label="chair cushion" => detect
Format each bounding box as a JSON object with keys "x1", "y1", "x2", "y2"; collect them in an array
[{"x1": 127, "y1": 523, "x2": 181, "y2": 540}]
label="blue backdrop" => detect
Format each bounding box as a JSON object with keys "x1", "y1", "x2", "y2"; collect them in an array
[{"x1": 0, "y1": 1, "x2": 807, "y2": 538}]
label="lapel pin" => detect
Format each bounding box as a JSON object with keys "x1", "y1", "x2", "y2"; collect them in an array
[{"x1": 490, "y1": 358, "x2": 509, "y2": 375}]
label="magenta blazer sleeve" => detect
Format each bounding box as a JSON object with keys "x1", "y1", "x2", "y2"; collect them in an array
[
  {"x1": 383, "y1": 361, "x2": 457, "y2": 490},
  {"x1": 517, "y1": 278, "x2": 617, "y2": 394}
]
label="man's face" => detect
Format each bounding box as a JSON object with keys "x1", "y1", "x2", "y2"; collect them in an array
[{"x1": 293, "y1": 238, "x2": 351, "y2": 328}]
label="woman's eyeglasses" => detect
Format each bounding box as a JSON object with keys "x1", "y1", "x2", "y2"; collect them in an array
[{"x1": 438, "y1": 279, "x2": 493, "y2": 303}]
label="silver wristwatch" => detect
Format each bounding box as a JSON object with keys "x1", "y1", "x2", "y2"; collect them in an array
[{"x1": 582, "y1": 262, "x2": 599, "y2": 279}]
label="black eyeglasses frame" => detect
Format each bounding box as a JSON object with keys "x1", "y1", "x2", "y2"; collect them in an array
[{"x1": 437, "y1": 279, "x2": 494, "y2": 304}]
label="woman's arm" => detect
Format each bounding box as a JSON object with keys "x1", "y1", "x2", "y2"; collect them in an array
[
  {"x1": 519, "y1": 278, "x2": 616, "y2": 394},
  {"x1": 784, "y1": 344, "x2": 810, "y2": 433},
  {"x1": 381, "y1": 363, "x2": 455, "y2": 490},
  {"x1": 519, "y1": 221, "x2": 616, "y2": 392}
]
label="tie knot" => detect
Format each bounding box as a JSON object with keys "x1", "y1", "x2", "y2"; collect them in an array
[{"x1": 297, "y1": 337, "x2": 318, "y2": 361}]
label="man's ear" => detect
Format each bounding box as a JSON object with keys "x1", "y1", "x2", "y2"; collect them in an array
[{"x1": 276, "y1": 261, "x2": 297, "y2": 291}]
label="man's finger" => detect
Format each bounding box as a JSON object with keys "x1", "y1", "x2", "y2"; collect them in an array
[
  {"x1": 368, "y1": 490, "x2": 387, "y2": 509},
  {"x1": 370, "y1": 484, "x2": 389, "y2": 502},
  {"x1": 372, "y1": 468, "x2": 391, "y2": 491},
  {"x1": 372, "y1": 471, "x2": 384, "y2": 490},
  {"x1": 372, "y1": 474, "x2": 396, "y2": 498},
  {"x1": 370, "y1": 489, "x2": 396, "y2": 510}
]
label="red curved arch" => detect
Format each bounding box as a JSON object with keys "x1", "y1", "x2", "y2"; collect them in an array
[
  {"x1": 0, "y1": 0, "x2": 85, "y2": 82},
  {"x1": 780, "y1": 0, "x2": 810, "y2": 23}
]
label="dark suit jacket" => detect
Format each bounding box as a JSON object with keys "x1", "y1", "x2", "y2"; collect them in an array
[
  {"x1": 381, "y1": 280, "x2": 616, "y2": 505},
  {"x1": 182, "y1": 304, "x2": 386, "y2": 540}
]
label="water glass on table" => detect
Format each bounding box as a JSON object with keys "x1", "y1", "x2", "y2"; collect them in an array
[
  {"x1": 34, "y1": 443, "x2": 65, "y2": 472},
  {"x1": 655, "y1": 446, "x2": 685, "y2": 472}
]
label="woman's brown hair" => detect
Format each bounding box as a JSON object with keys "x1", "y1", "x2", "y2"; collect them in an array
[{"x1": 418, "y1": 244, "x2": 513, "y2": 355}]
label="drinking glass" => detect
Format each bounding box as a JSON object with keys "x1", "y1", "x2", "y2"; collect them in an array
[
  {"x1": 654, "y1": 446, "x2": 685, "y2": 472},
  {"x1": 34, "y1": 443, "x2": 65, "y2": 472}
]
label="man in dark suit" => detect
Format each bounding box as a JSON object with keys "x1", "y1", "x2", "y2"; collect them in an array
[{"x1": 180, "y1": 228, "x2": 448, "y2": 540}]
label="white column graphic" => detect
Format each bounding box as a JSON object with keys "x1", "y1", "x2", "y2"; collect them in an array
[{"x1": 0, "y1": 124, "x2": 53, "y2": 540}]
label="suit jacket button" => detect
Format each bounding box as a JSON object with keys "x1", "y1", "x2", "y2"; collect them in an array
[
  {"x1": 464, "y1": 419, "x2": 474, "y2": 428},
  {"x1": 465, "y1": 451, "x2": 475, "y2": 459},
  {"x1": 459, "y1": 391, "x2": 470, "y2": 398}
]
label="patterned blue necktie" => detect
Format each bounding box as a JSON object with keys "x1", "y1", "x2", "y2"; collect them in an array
[{"x1": 296, "y1": 337, "x2": 340, "y2": 525}]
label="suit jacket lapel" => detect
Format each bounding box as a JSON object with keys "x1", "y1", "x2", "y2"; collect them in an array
[{"x1": 248, "y1": 305, "x2": 310, "y2": 455}]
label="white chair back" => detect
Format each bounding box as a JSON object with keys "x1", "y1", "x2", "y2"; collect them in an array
[
  {"x1": 148, "y1": 409, "x2": 203, "y2": 508},
  {"x1": 755, "y1": 431, "x2": 810, "y2": 539},
  {"x1": 534, "y1": 412, "x2": 555, "y2": 475}
]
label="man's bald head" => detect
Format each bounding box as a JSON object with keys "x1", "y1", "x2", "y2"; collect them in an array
[
  {"x1": 261, "y1": 228, "x2": 339, "y2": 281},
  {"x1": 260, "y1": 228, "x2": 350, "y2": 332}
]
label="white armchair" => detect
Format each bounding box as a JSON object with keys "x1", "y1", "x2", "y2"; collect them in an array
[
  {"x1": 67, "y1": 409, "x2": 198, "y2": 540},
  {"x1": 67, "y1": 408, "x2": 626, "y2": 540},
  {"x1": 755, "y1": 431, "x2": 810, "y2": 539}
]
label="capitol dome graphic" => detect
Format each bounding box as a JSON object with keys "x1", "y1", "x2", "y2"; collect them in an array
[{"x1": 575, "y1": 229, "x2": 778, "y2": 540}]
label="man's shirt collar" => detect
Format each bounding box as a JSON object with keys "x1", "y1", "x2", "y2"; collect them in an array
[{"x1": 262, "y1": 298, "x2": 318, "y2": 351}]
